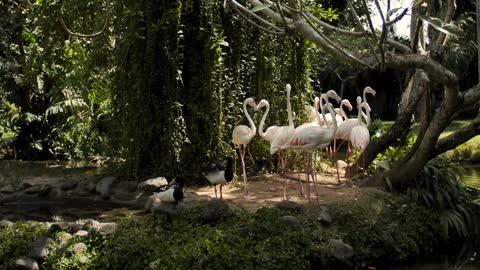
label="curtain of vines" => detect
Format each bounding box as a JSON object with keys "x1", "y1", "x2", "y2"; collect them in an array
[{"x1": 111, "y1": 0, "x2": 314, "y2": 181}]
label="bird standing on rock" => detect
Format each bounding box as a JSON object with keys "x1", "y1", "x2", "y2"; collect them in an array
[
  {"x1": 153, "y1": 175, "x2": 185, "y2": 203},
  {"x1": 203, "y1": 157, "x2": 234, "y2": 199}
]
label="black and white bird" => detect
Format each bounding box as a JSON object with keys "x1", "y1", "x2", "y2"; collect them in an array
[
  {"x1": 203, "y1": 157, "x2": 234, "y2": 199},
  {"x1": 152, "y1": 175, "x2": 185, "y2": 203}
]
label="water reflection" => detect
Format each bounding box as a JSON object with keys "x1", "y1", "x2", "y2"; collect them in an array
[{"x1": 462, "y1": 164, "x2": 480, "y2": 189}]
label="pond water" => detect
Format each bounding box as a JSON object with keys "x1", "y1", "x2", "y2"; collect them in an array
[{"x1": 462, "y1": 164, "x2": 480, "y2": 189}]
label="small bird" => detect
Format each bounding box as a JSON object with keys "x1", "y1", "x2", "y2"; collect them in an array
[
  {"x1": 203, "y1": 157, "x2": 234, "y2": 199},
  {"x1": 153, "y1": 175, "x2": 185, "y2": 203}
]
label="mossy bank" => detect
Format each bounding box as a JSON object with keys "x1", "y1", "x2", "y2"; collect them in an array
[{"x1": 2, "y1": 190, "x2": 478, "y2": 270}]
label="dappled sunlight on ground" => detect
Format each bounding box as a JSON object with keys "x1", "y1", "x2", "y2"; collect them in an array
[{"x1": 192, "y1": 166, "x2": 370, "y2": 212}]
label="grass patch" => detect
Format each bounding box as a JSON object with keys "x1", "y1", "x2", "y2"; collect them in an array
[{"x1": 378, "y1": 120, "x2": 479, "y2": 162}]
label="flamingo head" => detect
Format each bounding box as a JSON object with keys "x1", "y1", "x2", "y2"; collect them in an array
[
  {"x1": 342, "y1": 99, "x2": 353, "y2": 111},
  {"x1": 257, "y1": 99, "x2": 269, "y2": 110},
  {"x1": 245, "y1": 97, "x2": 258, "y2": 112},
  {"x1": 326, "y1": 89, "x2": 342, "y2": 104},
  {"x1": 356, "y1": 96, "x2": 362, "y2": 106},
  {"x1": 365, "y1": 86, "x2": 376, "y2": 96},
  {"x1": 285, "y1": 83, "x2": 291, "y2": 92}
]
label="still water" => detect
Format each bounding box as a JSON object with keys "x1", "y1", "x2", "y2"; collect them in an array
[{"x1": 463, "y1": 164, "x2": 480, "y2": 189}]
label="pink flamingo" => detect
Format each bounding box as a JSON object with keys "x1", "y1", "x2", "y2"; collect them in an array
[
  {"x1": 232, "y1": 97, "x2": 257, "y2": 196},
  {"x1": 287, "y1": 100, "x2": 338, "y2": 202},
  {"x1": 257, "y1": 84, "x2": 296, "y2": 199},
  {"x1": 334, "y1": 87, "x2": 376, "y2": 162},
  {"x1": 350, "y1": 96, "x2": 372, "y2": 171}
]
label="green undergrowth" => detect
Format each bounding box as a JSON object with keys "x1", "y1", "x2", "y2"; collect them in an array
[{"x1": 0, "y1": 190, "x2": 453, "y2": 270}]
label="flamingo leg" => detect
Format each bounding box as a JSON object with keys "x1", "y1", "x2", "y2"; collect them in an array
[
  {"x1": 294, "y1": 157, "x2": 304, "y2": 197},
  {"x1": 311, "y1": 156, "x2": 320, "y2": 203},
  {"x1": 220, "y1": 185, "x2": 223, "y2": 199},
  {"x1": 240, "y1": 145, "x2": 249, "y2": 196},
  {"x1": 214, "y1": 185, "x2": 218, "y2": 198},
  {"x1": 306, "y1": 154, "x2": 311, "y2": 202}
]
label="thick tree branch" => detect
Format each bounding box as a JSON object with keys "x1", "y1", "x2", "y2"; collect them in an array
[{"x1": 435, "y1": 116, "x2": 480, "y2": 155}]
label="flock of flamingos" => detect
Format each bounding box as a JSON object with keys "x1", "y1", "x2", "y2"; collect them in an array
[{"x1": 225, "y1": 84, "x2": 376, "y2": 202}]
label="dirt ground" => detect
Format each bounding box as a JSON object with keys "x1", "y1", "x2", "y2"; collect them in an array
[{"x1": 193, "y1": 166, "x2": 371, "y2": 212}]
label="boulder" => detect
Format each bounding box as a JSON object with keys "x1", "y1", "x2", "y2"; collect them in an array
[
  {"x1": 37, "y1": 184, "x2": 53, "y2": 197},
  {"x1": 75, "y1": 230, "x2": 89, "y2": 237},
  {"x1": 200, "y1": 199, "x2": 230, "y2": 224},
  {"x1": 28, "y1": 236, "x2": 53, "y2": 259},
  {"x1": 317, "y1": 208, "x2": 332, "y2": 226},
  {"x1": 73, "y1": 242, "x2": 87, "y2": 255},
  {"x1": 18, "y1": 181, "x2": 33, "y2": 191},
  {"x1": 0, "y1": 184, "x2": 15, "y2": 194},
  {"x1": 328, "y1": 239, "x2": 354, "y2": 262},
  {"x1": 82, "y1": 219, "x2": 100, "y2": 232},
  {"x1": 275, "y1": 200, "x2": 304, "y2": 214},
  {"x1": 61, "y1": 180, "x2": 78, "y2": 191},
  {"x1": 138, "y1": 177, "x2": 168, "y2": 192},
  {"x1": 98, "y1": 222, "x2": 118, "y2": 235},
  {"x1": 278, "y1": 215, "x2": 301, "y2": 228},
  {"x1": 24, "y1": 185, "x2": 43, "y2": 195},
  {"x1": 116, "y1": 181, "x2": 138, "y2": 193},
  {"x1": 14, "y1": 258, "x2": 39, "y2": 270},
  {"x1": 96, "y1": 176, "x2": 116, "y2": 199},
  {"x1": 0, "y1": 219, "x2": 14, "y2": 227}
]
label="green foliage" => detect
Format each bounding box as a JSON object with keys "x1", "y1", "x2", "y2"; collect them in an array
[
  {"x1": 326, "y1": 192, "x2": 441, "y2": 268},
  {"x1": 0, "y1": 222, "x2": 49, "y2": 269},
  {"x1": 408, "y1": 157, "x2": 480, "y2": 239}
]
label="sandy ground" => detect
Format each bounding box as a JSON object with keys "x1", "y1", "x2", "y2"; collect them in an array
[{"x1": 192, "y1": 166, "x2": 368, "y2": 212}]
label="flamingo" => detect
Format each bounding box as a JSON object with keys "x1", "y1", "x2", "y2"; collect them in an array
[
  {"x1": 203, "y1": 157, "x2": 234, "y2": 199},
  {"x1": 287, "y1": 100, "x2": 338, "y2": 202},
  {"x1": 350, "y1": 97, "x2": 372, "y2": 171},
  {"x1": 257, "y1": 84, "x2": 296, "y2": 199},
  {"x1": 232, "y1": 97, "x2": 257, "y2": 196},
  {"x1": 334, "y1": 87, "x2": 376, "y2": 162}
]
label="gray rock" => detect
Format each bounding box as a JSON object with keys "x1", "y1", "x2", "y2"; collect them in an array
[
  {"x1": 66, "y1": 223, "x2": 83, "y2": 233},
  {"x1": 0, "y1": 219, "x2": 14, "y2": 227},
  {"x1": 73, "y1": 242, "x2": 87, "y2": 255},
  {"x1": 275, "y1": 200, "x2": 304, "y2": 214},
  {"x1": 200, "y1": 199, "x2": 230, "y2": 224},
  {"x1": 24, "y1": 185, "x2": 43, "y2": 194},
  {"x1": 28, "y1": 236, "x2": 53, "y2": 259},
  {"x1": 18, "y1": 181, "x2": 33, "y2": 191},
  {"x1": 86, "y1": 181, "x2": 97, "y2": 194},
  {"x1": 98, "y1": 222, "x2": 118, "y2": 235},
  {"x1": 151, "y1": 201, "x2": 187, "y2": 216},
  {"x1": 79, "y1": 255, "x2": 89, "y2": 264},
  {"x1": 37, "y1": 184, "x2": 52, "y2": 197},
  {"x1": 49, "y1": 222, "x2": 69, "y2": 233},
  {"x1": 0, "y1": 184, "x2": 15, "y2": 194},
  {"x1": 278, "y1": 215, "x2": 301, "y2": 227},
  {"x1": 83, "y1": 219, "x2": 100, "y2": 232},
  {"x1": 328, "y1": 239, "x2": 354, "y2": 262},
  {"x1": 138, "y1": 177, "x2": 168, "y2": 192},
  {"x1": 75, "y1": 230, "x2": 89, "y2": 237},
  {"x1": 317, "y1": 208, "x2": 332, "y2": 226},
  {"x1": 61, "y1": 180, "x2": 78, "y2": 191},
  {"x1": 56, "y1": 232, "x2": 73, "y2": 249},
  {"x1": 116, "y1": 181, "x2": 138, "y2": 193},
  {"x1": 15, "y1": 258, "x2": 39, "y2": 270},
  {"x1": 96, "y1": 176, "x2": 115, "y2": 199}
]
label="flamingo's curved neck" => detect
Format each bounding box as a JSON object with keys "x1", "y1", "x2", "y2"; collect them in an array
[
  {"x1": 244, "y1": 100, "x2": 256, "y2": 137},
  {"x1": 326, "y1": 104, "x2": 337, "y2": 132},
  {"x1": 286, "y1": 85, "x2": 293, "y2": 128},
  {"x1": 258, "y1": 101, "x2": 270, "y2": 139}
]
